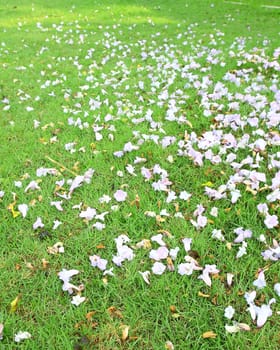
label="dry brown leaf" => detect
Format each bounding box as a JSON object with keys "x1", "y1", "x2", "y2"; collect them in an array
[
  {"x1": 86, "y1": 311, "x2": 96, "y2": 321},
  {"x1": 157, "y1": 230, "x2": 172, "y2": 238},
  {"x1": 169, "y1": 305, "x2": 177, "y2": 313},
  {"x1": 238, "y1": 323, "x2": 251, "y2": 331},
  {"x1": 198, "y1": 291, "x2": 210, "y2": 298},
  {"x1": 29, "y1": 199, "x2": 37, "y2": 206},
  {"x1": 156, "y1": 215, "x2": 165, "y2": 223},
  {"x1": 96, "y1": 244, "x2": 106, "y2": 249},
  {"x1": 211, "y1": 295, "x2": 218, "y2": 305},
  {"x1": 25, "y1": 262, "x2": 35, "y2": 270},
  {"x1": 174, "y1": 203, "x2": 179, "y2": 212},
  {"x1": 15, "y1": 264, "x2": 21, "y2": 270},
  {"x1": 108, "y1": 306, "x2": 123, "y2": 319},
  {"x1": 42, "y1": 258, "x2": 49, "y2": 269},
  {"x1": 167, "y1": 257, "x2": 175, "y2": 272},
  {"x1": 120, "y1": 325, "x2": 129, "y2": 341},
  {"x1": 202, "y1": 331, "x2": 217, "y2": 339}
]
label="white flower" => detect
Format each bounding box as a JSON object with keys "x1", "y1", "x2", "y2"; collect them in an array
[
  {"x1": 169, "y1": 247, "x2": 180, "y2": 260},
  {"x1": 211, "y1": 229, "x2": 225, "y2": 241},
  {"x1": 24, "y1": 180, "x2": 41, "y2": 192},
  {"x1": 99, "y1": 194, "x2": 111, "y2": 203},
  {"x1": 18, "y1": 204, "x2": 28, "y2": 218},
  {"x1": 244, "y1": 291, "x2": 256, "y2": 305},
  {"x1": 14, "y1": 331, "x2": 31, "y2": 342},
  {"x1": 58, "y1": 269, "x2": 79, "y2": 284},
  {"x1": 226, "y1": 273, "x2": 234, "y2": 287},
  {"x1": 152, "y1": 262, "x2": 166, "y2": 275},
  {"x1": 224, "y1": 306, "x2": 235, "y2": 319},
  {"x1": 264, "y1": 214, "x2": 278, "y2": 229},
  {"x1": 114, "y1": 190, "x2": 127, "y2": 202},
  {"x1": 139, "y1": 271, "x2": 150, "y2": 284},
  {"x1": 225, "y1": 322, "x2": 250, "y2": 333},
  {"x1": 253, "y1": 270, "x2": 266, "y2": 289},
  {"x1": 0, "y1": 323, "x2": 3, "y2": 340},
  {"x1": 255, "y1": 299, "x2": 275, "y2": 327},
  {"x1": 179, "y1": 191, "x2": 191, "y2": 201},
  {"x1": 69, "y1": 175, "x2": 84, "y2": 194},
  {"x1": 14, "y1": 181, "x2": 22, "y2": 188},
  {"x1": 166, "y1": 191, "x2": 177, "y2": 203},
  {"x1": 182, "y1": 238, "x2": 192, "y2": 252},
  {"x1": 274, "y1": 283, "x2": 280, "y2": 296},
  {"x1": 33, "y1": 217, "x2": 44, "y2": 230},
  {"x1": 103, "y1": 268, "x2": 114, "y2": 276},
  {"x1": 178, "y1": 262, "x2": 196, "y2": 276},
  {"x1": 50, "y1": 201, "x2": 64, "y2": 211},
  {"x1": 53, "y1": 220, "x2": 62, "y2": 230},
  {"x1": 79, "y1": 207, "x2": 96, "y2": 220},
  {"x1": 149, "y1": 247, "x2": 169, "y2": 261},
  {"x1": 92, "y1": 222, "x2": 106, "y2": 231},
  {"x1": 151, "y1": 234, "x2": 166, "y2": 246},
  {"x1": 36, "y1": 167, "x2": 58, "y2": 177},
  {"x1": 210, "y1": 207, "x2": 218, "y2": 217},
  {"x1": 89, "y1": 255, "x2": 107, "y2": 271},
  {"x1": 236, "y1": 241, "x2": 247, "y2": 259},
  {"x1": 71, "y1": 295, "x2": 86, "y2": 306}
]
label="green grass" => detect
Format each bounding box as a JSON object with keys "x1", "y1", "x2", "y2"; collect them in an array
[{"x1": 0, "y1": 0, "x2": 280, "y2": 349}]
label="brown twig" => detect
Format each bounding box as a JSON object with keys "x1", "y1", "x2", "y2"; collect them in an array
[{"x1": 45, "y1": 155, "x2": 78, "y2": 176}]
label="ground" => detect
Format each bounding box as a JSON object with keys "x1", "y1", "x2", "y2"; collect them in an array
[{"x1": 0, "y1": 0, "x2": 279, "y2": 349}]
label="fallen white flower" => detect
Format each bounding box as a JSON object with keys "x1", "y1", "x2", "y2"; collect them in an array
[
  {"x1": 18, "y1": 204, "x2": 28, "y2": 218},
  {"x1": 224, "y1": 305, "x2": 235, "y2": 319},
  {"x1": 139, "y1": 271, "x2": 151, "y2": 284},
  {"x1": 71, "y1": 295, "x2": 86, "y2": 306},
  {"x1": 14, "y1": 331, "x2": 31, "y2": 342}
]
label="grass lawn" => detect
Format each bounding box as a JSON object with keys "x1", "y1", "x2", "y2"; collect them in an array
[{"x1": 0, "y1": 0, "x2": 280, "y2": 348}]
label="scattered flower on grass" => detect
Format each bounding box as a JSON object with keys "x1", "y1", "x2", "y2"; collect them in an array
[
  {"x1": 71, "y1": 295, "x2": 86, "y2": 306},
  {"x1": 114, "y1": 190, "x2": 127, "y2": 202},
  {"x1": 14, "y1": 331, "x2": 31, "y2": 343},
  {"x1": 152, "y1": 262, "x2": 166, "y2": 275},
  {"x1": 224, "y1": 306, "x2": 235, "y2": 319}
]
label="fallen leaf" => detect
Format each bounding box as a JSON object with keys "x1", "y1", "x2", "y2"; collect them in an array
[
  {"x1": 201, "y1": 181, "x2": 214, "y2": 187},
  {"x1": 198, "y1": 291, "x2": 210, "y2": 298},
  {"x1": 86, "y1": 311, "x2": 96, "y2": 321},
  {"x1": 25, "y1": 262, "x2": 35, "y2": 270},
  {"x1": 7, "y1": 202, "x2": 20, "y2": 218},
  {"x1": 96, "y1": 244, "x2": 106, "y2": 249},
  {"x1": 238, "y1": 323, "x2": 251, "y2": 331},
  {"x1": 10, "y1": 294, "x2": 21, "y2": 313},
  {"x1": 42, "y1": 259, "x2": 49, "y2": 269},
  {"x1": 167, "y1": 257, "x2": 175, "y2": 271},
  {"x1": 202, "y1": 331, "x2": 217, "y2": 339},
  {"x1": 120, "y1": 325, "x2": 129, "y2": 341},
  {"x1": 169, "y1": 305, "x2": 177, "y2": 313},
  {"x1": 108, "y1": 306, "x2": 123, "y2": 319}
]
